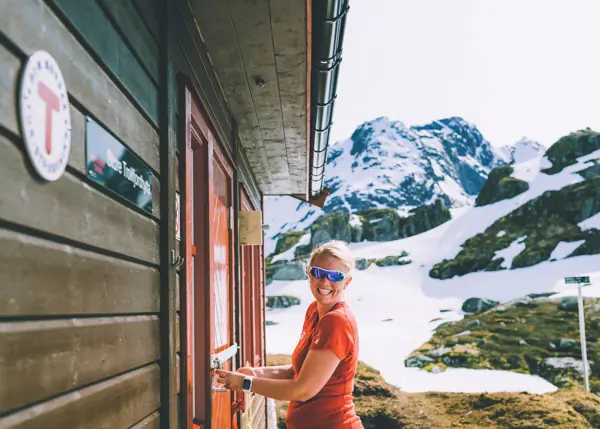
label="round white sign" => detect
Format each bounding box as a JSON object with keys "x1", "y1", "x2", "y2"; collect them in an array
[{"x1": 19, "y1": 50, "x2": 71, "y2": 181}]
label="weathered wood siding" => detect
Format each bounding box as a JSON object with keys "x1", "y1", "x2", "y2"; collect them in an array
[
  {"x1": 0, "y1": 0, "x2": 163, "y2": 427},
  {"x1": 0, "y1": 0, "x2": 267, "y2": 428}
]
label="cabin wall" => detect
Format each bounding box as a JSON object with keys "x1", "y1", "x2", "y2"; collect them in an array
[
  {"x1": 0, "y1": 0, "x2": 267, "y2": 428},
  {"x1": 0, "y1": 0, "x2": 162, "y2": 428}
]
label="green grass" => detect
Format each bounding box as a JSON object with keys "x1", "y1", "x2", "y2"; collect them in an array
[{"x1": 407, "y1": 297, "x2": 600, "y2": 392}]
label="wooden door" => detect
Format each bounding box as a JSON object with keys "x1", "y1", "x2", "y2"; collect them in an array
[
  {"x1": 209, "y1": 145, "x2": 234, "y2": 429},
  {"x1": 183, "y1": 85, "x2": 236, "y2": 429}
]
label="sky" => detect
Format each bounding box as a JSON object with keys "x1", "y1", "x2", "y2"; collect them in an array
[{"x1": 329, "y1": 0, "x2": 600, "y2": 148}]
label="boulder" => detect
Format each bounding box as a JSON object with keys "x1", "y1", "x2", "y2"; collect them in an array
[
  {"x1": 465, "y1": 319, "x2": 481, "y2": 329},
  {"x1": 462, "y1": 298, "x2": 499, "y2": 313},
  {"x1": 434, "y1": 322, "x2": 451, "y2": 331},
  {"x1": 515, "y1": 298, "x2": 539, "y2": 309},
  {"x1": 310, "y1": 211, "x2": 352, "y2": 246},
  {"x1": 356, "y1": 199, "x2": 451, "y2": 242},
  {"x1": 475, "y1": 165, "x2": 529, "y2": 207},
  {"x1": 272, "y1": 230, "x2": 308, "y2": 257},
  {"x1": 558, "y1": 338, "x2": 577, "y2": 351},
  {"x1": 542, "y1": 129, "x2": 600, "y2": 175},
  {"x1": 405, "y1": 354, "x2": 434, "y2": 368},
  {"x1": 374, "y1": 254, "x2": 410, "y2": 267},
  {"x1": 559, "y1": 297, "x2": 579, "y2": 312},
  {"x1": 271, "y1": 262, "x2": 306, "y2": 281},
  {"x1": 294, "y1": 244, "x2": 311, "y2": 260},
  {"x1": 357, "y1": 208, "x2": 402, "y2": 242},
  {"x1": 266, "y1": 295, "x2": 300, "y2": 309},
  {"x1": 401, "y1": 198, "x2": 451, "y2": 237},
  {"x1": 356, "y1": 258, "x2": 374, "y2": 271}
]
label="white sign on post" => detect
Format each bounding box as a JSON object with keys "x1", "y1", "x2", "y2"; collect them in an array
[
  {"x1": 175, "y1": 193, "x2": 181, "y2": 241},
  {"x1": 19, "y1": 50, "x2": 71, "y2": 181}
]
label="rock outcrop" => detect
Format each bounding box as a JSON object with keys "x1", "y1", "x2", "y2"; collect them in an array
[{"x1": 475, "y1": 165, "x2": 529, "y2": 207}]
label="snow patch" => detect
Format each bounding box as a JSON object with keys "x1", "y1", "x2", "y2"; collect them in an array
[
  {"x1": 396, "y1": 368, "x2": 557, "y2": 394},
  {"x1": 549, "y1": 240, "x2": 586, "y2": 261},
  {"x1": 544, "y1": 357, "x2": 590, "y2": 376},
  {"x1": 493, "y1": 236, "x2": 527, "y2": 269},
  {"x1": 579, "y1": 212, "x2": 600, "y2": 231}
]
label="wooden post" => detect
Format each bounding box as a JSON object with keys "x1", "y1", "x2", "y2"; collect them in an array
[{"x1": 159, "y1": 0, "x2": 179, "y2": 427}]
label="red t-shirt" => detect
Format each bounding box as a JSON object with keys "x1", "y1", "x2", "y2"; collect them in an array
[{"x1": 286, "y1": 301, "x2": 363, "y2": 429}]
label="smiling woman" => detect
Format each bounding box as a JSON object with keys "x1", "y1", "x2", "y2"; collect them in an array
[{"x1": 216, "y1": 240, "x2": 364, "y2": 429}]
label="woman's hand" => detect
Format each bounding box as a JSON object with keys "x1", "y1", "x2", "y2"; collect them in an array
[
  {"x1": 215, "y1": 369, "x2": 245, "y2": 391},
  {"x1": 237, "y1": 367, "x2": 257, "y2": 377}
]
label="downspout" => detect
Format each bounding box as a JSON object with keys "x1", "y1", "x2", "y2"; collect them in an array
[{"x1": 309, "y1": 0, "x2": 349, "y2": 198}]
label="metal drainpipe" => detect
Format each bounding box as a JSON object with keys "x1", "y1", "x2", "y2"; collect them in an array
[{"x1": 309, "y1": 0, "x2": 350, "y2": 198}]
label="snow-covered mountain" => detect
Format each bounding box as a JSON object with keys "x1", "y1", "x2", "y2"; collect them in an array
[
  {"x1": 265, "y1": 116, "x2": 537, "y2": 255},
  {"x1": 495, "y1": 137, "x2": 546, "y2": 164},
  {"x1": 327, "y1": 116, "x2": 503, "y2": 209}
]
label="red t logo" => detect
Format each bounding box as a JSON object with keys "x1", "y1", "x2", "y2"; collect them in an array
[{"x1": 37, "y1": 81, "x2": 60, "y2": 155}]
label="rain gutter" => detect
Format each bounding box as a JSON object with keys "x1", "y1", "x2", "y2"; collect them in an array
[{"x1": 309, "y1": 0, "x2": 349, "y2": 198}]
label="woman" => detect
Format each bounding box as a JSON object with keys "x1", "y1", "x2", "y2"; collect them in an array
[{"x1": 217, "y1": 240, "x2": 363, "y2": 429}]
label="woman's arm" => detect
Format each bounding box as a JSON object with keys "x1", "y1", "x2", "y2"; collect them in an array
[
  {"x1": 217, "y1": 349, "x2": 340, "y2": 402},
  {"x1": 239, "y1": 364, "x2": 294, "y2": 380}
]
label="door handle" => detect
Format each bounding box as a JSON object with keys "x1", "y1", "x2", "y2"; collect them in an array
[{"x1": 211, "y1": 344, "x2": 238, "y2": 392}]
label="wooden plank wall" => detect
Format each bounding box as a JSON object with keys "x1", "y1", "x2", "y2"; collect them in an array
[
  {"x1": 49, "y1": 0, "x2": 160, "y2": 126},
  {"x1": 0, "y1": 0, "x2": 163, "y2": 428},
  {"x1": 0, "y1": 0, "x2": 266, "y2": 427}
]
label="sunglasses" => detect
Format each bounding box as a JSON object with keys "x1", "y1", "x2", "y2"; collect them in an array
[{"x1": 309, "y1": 266, "x2": 348, "y2": 282}]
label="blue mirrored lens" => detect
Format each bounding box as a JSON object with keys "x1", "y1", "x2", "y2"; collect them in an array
[
  {"x1": 310, "y1": 267, "x2": 323, "y2": 279},
  {"x1": 310, "y1": 267, "x2": 345, "y2": 282}
]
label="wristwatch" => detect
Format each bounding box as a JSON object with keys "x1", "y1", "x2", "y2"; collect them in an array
[{"x1": 242, "y1": 376, "x2": 254, "y2": 392}]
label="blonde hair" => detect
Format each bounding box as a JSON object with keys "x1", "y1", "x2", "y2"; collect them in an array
[{"x1": 308, "y1": 240, "x2": 356, "y2": 272}]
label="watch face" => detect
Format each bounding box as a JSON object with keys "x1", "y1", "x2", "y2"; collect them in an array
[{"x1": 242, "y1": 378, "x2": 252, "y2": 391}]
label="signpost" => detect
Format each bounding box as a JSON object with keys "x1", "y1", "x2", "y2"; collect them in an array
[{"x1": 564, "y1": 275, "x2": 591, "y2": 392}]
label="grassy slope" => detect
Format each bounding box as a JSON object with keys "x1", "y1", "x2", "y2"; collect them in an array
[
  {"x1": 408, "y1": 297, "x2": 600, "y2": 392},
  {"x1": 266, "y1": 354, "x2": 600, "y2": 428}
]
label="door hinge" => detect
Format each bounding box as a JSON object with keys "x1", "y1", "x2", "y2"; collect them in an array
[{"x1": 229, "y1": 206, "x2": 234, "y2": 230}]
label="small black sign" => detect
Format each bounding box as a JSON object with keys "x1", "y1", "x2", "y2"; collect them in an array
[
  {"x1": 565, "y1": 276, "x2": 590, "y2": 284},
  {"x1": 86, "y1": 117, "x2": 153, "y2": 213}
]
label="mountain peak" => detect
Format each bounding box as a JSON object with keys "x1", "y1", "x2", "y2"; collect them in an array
[
  {"x1": 496, "y1": 137, "x2": 546, "y2": 164},
  {"x1": 327, "y1": 115, "x2": 505, "y2": 211},
  {"x1": 264, "y1": 115, "x2": 513, "y2": 254}
]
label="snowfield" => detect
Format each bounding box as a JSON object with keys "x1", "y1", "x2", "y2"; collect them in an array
[
  {"x1": 265, "y1": 141, "x2": 600, "y2": 394},
  {"x1": 265, "y1": 209, "x2": 600, "y2": 393}
]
